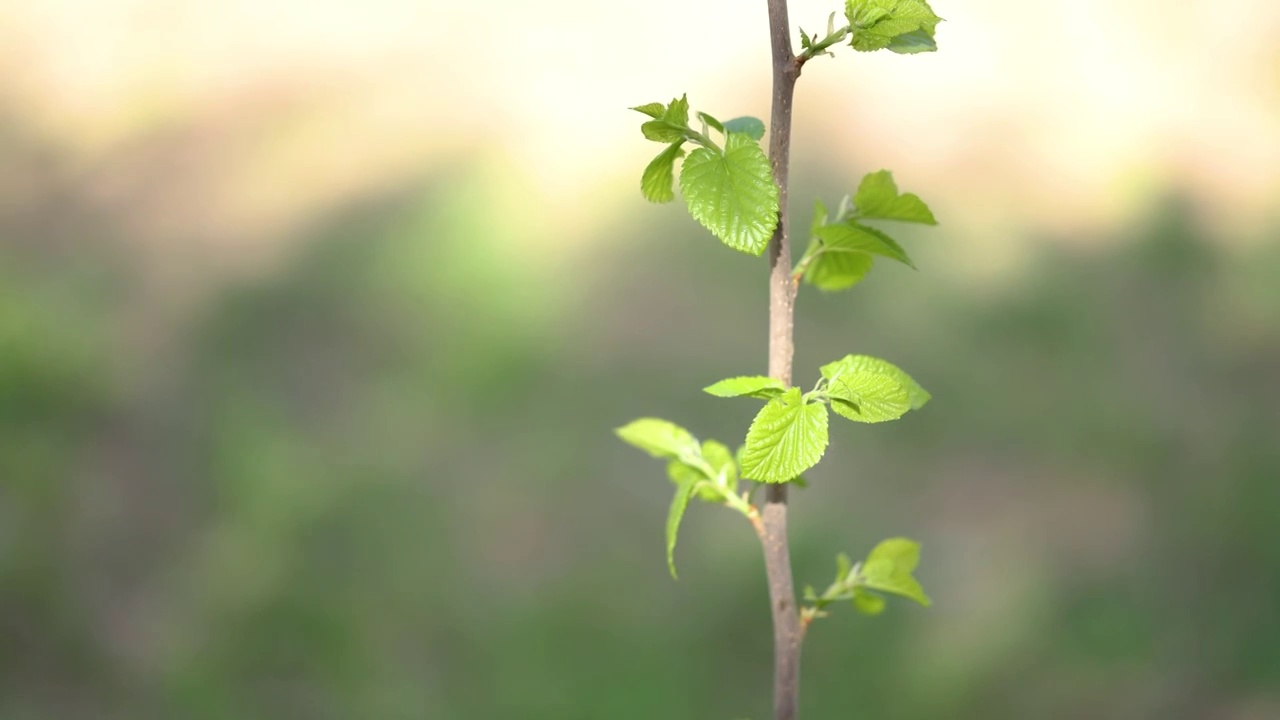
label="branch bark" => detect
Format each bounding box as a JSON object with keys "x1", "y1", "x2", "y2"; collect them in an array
[{"x1": 762, "y1": 1, "x2": 802, "y2": 719}]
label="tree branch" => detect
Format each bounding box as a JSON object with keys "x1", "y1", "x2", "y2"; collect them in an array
[{"x1": 762, "y1": 1, "x2": 803, "y2": 719}]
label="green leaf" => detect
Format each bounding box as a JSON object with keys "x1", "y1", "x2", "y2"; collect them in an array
[
  {"x1": 664, "y1": 94, "x2": 690, "y2": 125},
  {"x1": 701, "y1": 439, "x2": 738, "y2": 491},
  {"x1": 631, "y1": 102, "x2": 666, "y2": 119},
  {"x1": 703, "y1": 375, "x2": 788, "y2": 400},
  {"x1": 666, "y1": 474, "x2": 697, "y2": 578},
  {"x1": 641, "y1": 142, "x2": 685, "y2": 203},
  {"x1": 641, "y1": 120, "x2": 687, "y2": 143},
  {"x1": 854, "y1": 170, "x2": 937, "y2": 224},
  {"x1": 846, "y1": 0, "x2": 941, "y2": 53},
  {"x1": 820, "y1": 354, "x2": 931, "y2": 409},
  {"x1": 805, "y1": 253, "x2": 873, "y2": 292},
  {"x1": 860, "y1": 537, "x2": 931, "y2": 606},
  {"x1": 616, "y1": 418, "x2": 700, "y2": 461},
  {"x1": 740, "y1": 388, "x2": 829, "y2": 483},
  {"x1": 852, "y1": 588, "x2": 887, "y2": 615},
  {"x1": 723, "y1": 116, "x2": 766, "y2": 141},
  {"x1": 679, "y1": 132, "x2": 779, "y2": 255},
  {"x1": 667, "y1": 461, "x2": 719, "y2": 502},
  {"x1": 827, "y1": 371, "x2": 911, "y2": 423},
  {"x1": 888, "y1": 29, "x2": 937, "y2": 54},
  {"x1": 814, "y1": 222, "x2": 915, "y2": 268},
  {"x1": 698, "y1": 111, "x2": 725, "y2": 135},
  {"x1": 835, "y1": 552, "x2": 854, "y2": 584},
  {"x1": 811, "y1": 198, "x2": 830, "y2": 238}
]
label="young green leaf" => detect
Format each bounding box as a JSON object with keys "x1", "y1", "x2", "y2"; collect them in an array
[
  {"x1": 703, "y1": 375, "x2": 788, "y2": 400},
  {"x1": 853, "y1": 170, "x2": 937, "y2": 224},
  {"x1": 701, "y1": 439, "x2": 738, "y2": 491},
  {"x1": 803, "y1": 242, "x2": 875, "y2": 291},
  {"x1": 820, "y1": 354, "x2": 931, "y2": 409},
  {"x1": 860, "y1": 537, "x2": 931, "y2": 606},
  {"x1": 852, "y1": 588, "x2": 887, "y2": 615},
  {"x1": 664, "y1": 94, "x2": 690, "y2": 126},
  {"x1": 806, "y1": 255, "x2": 875, "y2": 292},
  {"x1": 845, "y1": 0, "x2": 942, "y2": 53},
  {"x1": 814, "y1": 223, "x2": 915, "y2": 268},
  {"x1": 679, "y1": 132, "x2": 780, "y2": 255},
  {"x1": 616, "y1": 418, "x2": 700, "y2": 461},
  {"x1": 827, "y1": 371, "x2": 911, "y2": 423},
  {"x1": 641, "y1": 120, "x2": 687, "y2": 143},
  {"x1": 666, "y1": 474, "x2": 698, "y2": 578},
  {"x1": 835, "y1": 552, "x2": 854, "y2": 584},
  {"x1": 887, "y1": 29, "x2": 937, "y2": 54},
  {"x1": 722, "y1": 116, "x2": 766, "y2": 141},
  {"x1": 810, "y1": 197, "x2": 830, "y2": 239},
  {"x1": 641, "y1": 142, "x2": 686, "y2": 203},
  {"x1": 631, "y1": 102, "x2": 667, "y2": 119},
  {"x1": 698, "y1": 111, "x2": 725, "y2": 135},
  {"x1": 666, "y1": 460, "x2": 721, "y2": 502},
  {"x1": 740, "y1": 388, "x2": 829, "y2": 483}
]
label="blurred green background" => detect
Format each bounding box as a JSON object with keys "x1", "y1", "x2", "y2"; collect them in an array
[{"x1": 3, "y1": 1, "x2": 1280, "y2": 718}]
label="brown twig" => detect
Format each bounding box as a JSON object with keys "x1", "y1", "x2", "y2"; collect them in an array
[{"x1": 761, "y1": 1, "x2": 804, "y2": 719}]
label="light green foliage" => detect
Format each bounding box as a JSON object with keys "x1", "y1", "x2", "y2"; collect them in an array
[
  {"x1": 804, "y1": 541, "x2": 929, "y2": 621},
  {"x1": 860, "y1": 537, "x2": 931, "y2": 606},
  {"x1": 799, "y1": 11, "x2": 851, "y2": 60},
  {"x1": 703, "y1": 375, "x2": 788, "y2": 399},
  {"x1": 852, "y1": 588, "x2": 887, "y2": 615},
  {"x1": 632, "y1": 99, "x2": 779, "y2": 255},
  {"x1": 636, "y1": 95, "x2": 692, "y2": 143},
  {"x1": 821, "y1": 354, "x2": 931, "y2": 410},
  {"x1": 681, "y1": 132, "x2": 780, "y2": 255},
  {"x1": 800, "y1": 170, "x2": 935, "y2": 291},
  {"x1": 630, "y1": 102, "x2": 667, "y2": 118},
  {"x1": 701, "y1": 439, "x2": 738, "y2": 491},
  {"x1": 661, "y1": 438, "x2": 739, "y2": 503},
  {"x1": 641, "y1": 142, "x2": 685, "y2": 203},
  {"x1": 723, "y1": 116, "x2": 766, "y2": 141},
  {"x1": 698, "y1": 111, "x2": 726, "y2": 134},
  {"x1": 826, "y1": 371, "x2": 911, "y2": 423},
  {"x1": 666, "y1": 459, "x2": 721, "y2": 502},
  {"x1": 615, "y1": 418, "x2": 701, "y2": 462},
  {"x1": 802, "y1": 198, "x2": 874, "y2": 291},
  {"x1": 641, "y1": 121, "x2": 687, "y2": 143},
  {"x1": 619, "y1": 418, "x2": 756, "y2": 576},
  {"x1": 740, "y1": 388, "x2": 829, "y2": 483},
  {"x1": 665, "y1": 94, "x2": 690, "y2": 125},
  {"x1": 666, "y1": 473, "x2": 697, "y2": 578},
  {"x1": 885, "y1": 28, "x2": 937, "y2": 54},
  {"x1": 815, "y1": 223, "x2": 914, "y2": 267},
  {"x1": 845, "y1": 0, "x2": 942, "y2": 54},
  {"x1": 803, "y1": 234, "x2": 875, "y2": 291},
  {"x1": 854, "y1": 170, "x2": 938, "y2": 224}
]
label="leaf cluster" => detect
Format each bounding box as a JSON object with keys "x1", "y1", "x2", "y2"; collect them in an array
[
  {"x1": 797, "y1": 170, "x2": 936, "y2": 292},
  {"x1": 614, "y1": 418, "x2": 755, "y2": 578},
  {"x1": 804, "y1": 538, "x2": 931, "y2": 621},
  {"x1": 845, "y1": 0, "x2": 942, "y2": 54},
  {"x1": 705, "y1": 353, "x2": 929, "y2": 484},
  {"x1": 632, "y1": 97, "x2": 778, "y2": 255}
]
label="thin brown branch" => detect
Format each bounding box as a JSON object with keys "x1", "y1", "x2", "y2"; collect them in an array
[{"x1": 762, "y1": 1, "x2": 803, "y2": 720}]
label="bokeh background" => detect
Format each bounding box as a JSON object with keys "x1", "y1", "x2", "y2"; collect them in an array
[{"x1": 3, "y1": 1, "x2": 1279, "y2": 718}]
